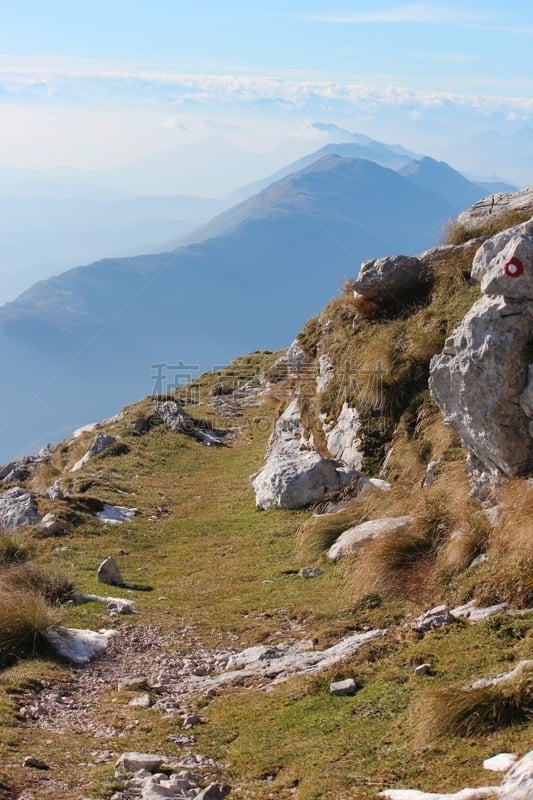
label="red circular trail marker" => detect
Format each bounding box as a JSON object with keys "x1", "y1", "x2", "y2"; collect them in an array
[{"x1": 504, "y1": 256, "x2": 525, "y2": 278}]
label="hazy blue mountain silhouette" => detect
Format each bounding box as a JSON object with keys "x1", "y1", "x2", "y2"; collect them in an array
[{"x1": 0, "y1": 155, "x2": 488, "y2": 461}]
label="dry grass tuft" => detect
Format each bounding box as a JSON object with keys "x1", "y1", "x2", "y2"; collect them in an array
[
  {"x1": 2, "y1": 563, "x2": 74, "y2": 606},
  {"x1": 0, "y1": 588, "x2": 55, "y2": 669},
  {"x1": 0, "y1": 537, "x2": 28, "y2": 567},
  {"x1": 415, "y1": 672, "x2": 533, "y2": 743},
  {"x1": 444, "y1": 208, "x2": 533, "y2": 246},
  {"x1": 296, "y1": 505, "x2": 367, "y2": 562},
  {"x1": 343, "y1": 529, "x2": 432, "y2": 600}
]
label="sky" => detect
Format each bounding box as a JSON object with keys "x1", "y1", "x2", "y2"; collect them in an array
[{"x1": 0, "y1": 1, "x2": 532, "y2": 174}]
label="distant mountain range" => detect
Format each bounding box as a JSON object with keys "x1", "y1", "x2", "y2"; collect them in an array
[{"x1": 0, "y1": 147, "x2": 504, "y2": 461}]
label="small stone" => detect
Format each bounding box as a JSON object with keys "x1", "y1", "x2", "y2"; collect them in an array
[
  {"x1": 411, "y1": 605, "x2": 458, "y2": 635},
  {"x1": 330, "y1": 678, "x2": 358, "y2": 696},
  {"x1": 182, "y1": 713, "x2": 203, "y2": 729},
  {"x1": 97, "y1": 555, "x2": 123, "y2": 586},
  {"x1": 195, "y1": 783, "x2": 232, "y2": 800},
  {"x1": 299, "y1": 567, "x2": 323, "y2": 578},
  {"x1": 107, "y1": 599, "x2": 136, "y2": 615},
  {"x1": 128, "y1": 694, "x2": 154, "y2": 708},
  {"x1": 23, "y1": 756, "x2": 49, "y2": 770},
  {"x1": 414, "y1": 663, "x2": 432, "y2": 676},
  {"x1": 118, "y1": 677, "x2": 149, "y2": 691}
]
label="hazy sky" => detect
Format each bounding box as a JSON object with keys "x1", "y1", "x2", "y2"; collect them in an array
[{"x1": 0, "y1": 1, "x2": 532, "y2": 170}]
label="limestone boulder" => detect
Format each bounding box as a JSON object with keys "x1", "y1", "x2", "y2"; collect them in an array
[
  {"x1": 471, "y1": 218, "x2": 533, "y2": 299},
  {"x1": 252, "y1": 450, "x2": 358, "y2": 510},
  {"x1": 0, "y1": 486, "x2": 41, "y2": 532},
  {"x1": 352, "y1": 254, "x2": 429, "y2": 306},
  {"x1": 430, "y1": 295, "x2": 533, "y2": 481}
]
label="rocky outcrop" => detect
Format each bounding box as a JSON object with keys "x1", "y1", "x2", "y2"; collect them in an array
[
  {"x1": 251, "y1": 399, "x2": 361, "y2": 509},
  {"x1": 457, "y1": 184, "x2": 533, "y2": 230},
  {"x1": 430, "y1": 218, "x2": 533, "y2": 496},
  {"x1": 0, "y1": 486, "x2": 41, "y2": 531},
  {"x1": 323, "y1": 402, "x2": 364, "y2": 470},
  {"x1": 327, "y1": 515, "x2": 412, "y2": 561},
  {"x1": 71, "y1": 433, "x2": 117, "y2": 472}
]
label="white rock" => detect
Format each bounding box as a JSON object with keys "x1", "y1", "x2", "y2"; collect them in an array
[
  {"x1": 483, "y1": 754, "x2": 517, "y2": 773},
  {"x1": 45, "y1": 627, "x2": 116, "y2": 664},
  {"x1": 411, "y1": 606, "x2": 458, "y2": 635},
  {"x1": 328, "y1": 516, "x2": 412, "y2": 561},
  {"x1": 380, "y1": 749, "x2": 533, "y2": 800},
  {"x1": 0, "y1": 486, "x2": 41, "y2": 531},
  {"x1": 468, "y1": 659, "x2": 533, "y2": 690},
  {"x1": 452, "y1": 602, "x2": 507, "y2": 621},
  {"x1": 44, "y1": 480, "x2": 64, "y2": 500},
  {"x1": 36, "y1": 512, "x2": 61, "y2": 535},
  {"x1": 71, "y1": 433, "x2": 117, "y2": 472},
  {"x1": 471, "y1": 219, "x2": 533, "y2": 299},
  {"x1": 116, "y1": 752, "x2": 164, "y2": 773},
  {"x1": 316, "y1": 354, "x2": 334, "y2": 393},
  {"x1": 324, "y1": 402, "x2": 364, "y2": 470},
  {"x1": 330, "y1": 678, "x2": 357, "y2": 696}
]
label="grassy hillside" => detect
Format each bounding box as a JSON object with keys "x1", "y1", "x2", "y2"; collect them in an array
[{"x1": 0, "y1": 209, "x2": 532, "y2": 800}]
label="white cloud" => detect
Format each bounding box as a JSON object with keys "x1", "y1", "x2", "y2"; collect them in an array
[
  {"x1": 308, "y1": 3, "x2": 495, "y2": 25},
  {"x1": 0, "y1": 57, "x2": 532, "y2": 120}
]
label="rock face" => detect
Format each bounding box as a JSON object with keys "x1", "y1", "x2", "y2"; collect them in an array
[
  {"x1": 0, "y1": 486, "x2": 41, "y2": 531},
  {"x1": 327, "y1": 516, "x2": 413, "y2": 561},
  {"x1": 456, "y1": 184, "x2": 533, "y2": 230},
  {"x1": 352, "y1": 254, "x2": 430, "y2": 306},
  {"x1": 323, "y1": 402, "x2": 364, "y2": 470},
  {"x1": 430, "y1": 219, "x2": 533, "y2": 495},
  {"x1": 250, "y1": 399, "x2": 361, "y2": 509}
]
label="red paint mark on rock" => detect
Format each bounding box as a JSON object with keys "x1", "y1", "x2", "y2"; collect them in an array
[{"x1": 504, "y1": 256, "x2": 524, "y2": 277}]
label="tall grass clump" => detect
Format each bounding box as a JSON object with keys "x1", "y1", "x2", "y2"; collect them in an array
[
  {"x1": 0, "y1": 588, "x2": 54, "y2": 669},
  {"x1": 415, "y1": 672, "x2": 533, "y2": 743}
]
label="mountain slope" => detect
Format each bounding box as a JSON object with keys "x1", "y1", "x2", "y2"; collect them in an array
[{"x1": 0, "y1": 155, "x2": 473, "y2": 460}]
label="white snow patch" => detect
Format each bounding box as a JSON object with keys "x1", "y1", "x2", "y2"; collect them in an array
[{"x1": 96, "y1": 504, "x2": 138, "y2": 524}]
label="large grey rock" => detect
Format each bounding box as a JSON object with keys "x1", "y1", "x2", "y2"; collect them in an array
[
  {"x1": 352, "y1": 254, "x2": 429, "y2": 306},
  {"x1": 471, "y1": 219, "x2": 533, "y2": 299},
  {"x1": 195, "y1": 784, "x2": 231, "y2": 800},
  {"x1": 70, "y1": 433, "x2": 117, "y2": 472},
  {"x1": 252, "y1": 450, "x2": 359, "y2": 510},
  {"x1": 0, "y1": 486, "x2": 41, "y2": 531},
  {"x1": 327, "y1": 516, "x2": 412, "y2": 561},
  {"x1": 250, "y1": 399, "x2": 361, "y2": 509},
  {"x1": 430, "y1": 295, "x2": 533, "y2": 481}
]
